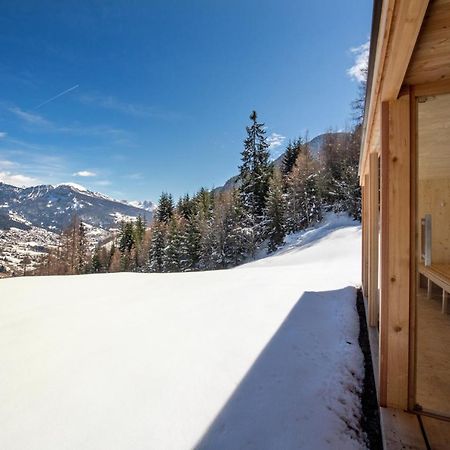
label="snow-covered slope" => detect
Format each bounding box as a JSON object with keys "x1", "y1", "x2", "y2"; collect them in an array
[{"x1": 0, "y1": 216, "x2": 364, "y2": 450}]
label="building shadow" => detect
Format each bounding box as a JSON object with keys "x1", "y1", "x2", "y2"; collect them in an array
[{"x1": 194, "y1": 286, "x2": 364, "y2": 450}]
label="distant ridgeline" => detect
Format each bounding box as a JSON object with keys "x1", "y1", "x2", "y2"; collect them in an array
[
  {"x1": 0, "y1": 183, "x2": 153, "y2": 232},
  {"x1": 31, "y1": 108, "x2": 361, "y2": 276},
  {"x1": 0, "y1": 183, "x2": 153, "y2": 275},
  {"x1": 213, "y1": 131, "x2": 351, "y2": 194}
]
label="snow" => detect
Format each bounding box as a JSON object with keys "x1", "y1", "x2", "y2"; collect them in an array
[
  {"x1": 56, "y1": 182, "x2": 89, "y2": 192},
  {"x1": 126, "y1": 200, "x2": 156, "y2": 212},
  {"x1": 7, "y1": 210, "x2": 31, "y2": 226},
  {"x1": 0, "y1": 216, "x2": 364, "y2": 449},
  {"x1": 109, "y1": 211, "x2": 140, "y2": 223},
  {"x1": 127, "y1": 200, "x2": 144, "y2": 208},
  {"x1": 54, "y1": 183, "x2": 115, "y2": 203}
]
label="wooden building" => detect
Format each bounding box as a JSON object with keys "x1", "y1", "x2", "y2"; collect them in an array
[{"x1": 360, "y1": 0, "x2": 450, "y2": 445}]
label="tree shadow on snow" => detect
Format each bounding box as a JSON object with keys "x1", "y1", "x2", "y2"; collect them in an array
[{"x1": 194, "y1": 286, "x2": 363, "y2": 450}]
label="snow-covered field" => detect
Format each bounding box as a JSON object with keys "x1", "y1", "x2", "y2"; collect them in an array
[{"x1": 0, "y1": 215, "x2": 364, "y2": 450}]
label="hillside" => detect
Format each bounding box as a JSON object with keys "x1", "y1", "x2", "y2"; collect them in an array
[
  {"x1": 0, "y1": 182, "x2": 154, "y2": 273},
  {"x1": 0, "y1": 215, "x2": 366, "y2": 449},
  {"x1": 214, "y1": 131, "x2": 350, "y2": 194},
  {"x1": 0, "y1": 182, "x2": 154, "y2": 231}
]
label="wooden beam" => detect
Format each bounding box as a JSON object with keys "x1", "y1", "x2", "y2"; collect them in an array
[
  {"x1": 380, "y1": 101, "x2": 390, "y2": 407},
  {"x1": 362, "y1": 177, "x2": 370, "y2": 299},
  {"x1": 360, "y1": 0, "x2": 429, "y2": 183},
  {"x1": 405, "y1": 0, "x2": 450, "y2": 85},
  {"x1": 381, "y1": 0, "x2": 430, "y2": 100},
  {"x1": 368, "y1": 152, "x2": 380, "y2": 327},
  {"x1": 360, "y1": 0, "x2": 396, "y2": 183},
  {"x1": 379, "y1": 94, "x2": 411, "y2": 409}
]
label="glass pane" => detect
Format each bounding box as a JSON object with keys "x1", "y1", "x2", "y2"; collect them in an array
[{"x1": 415, "y1": 92, "x2": 450, "y2": 417}]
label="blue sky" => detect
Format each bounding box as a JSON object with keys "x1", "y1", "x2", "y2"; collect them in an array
[{"x1": 0, "y1": 1, "x2": 371, "y2": 202}]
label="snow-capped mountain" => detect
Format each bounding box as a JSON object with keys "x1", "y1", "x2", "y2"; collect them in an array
[
  {"x1": 0, "y1": 182, "x2": 153, "y2": 274},
  {"x1": 0, "y1": 182, "x2": 153, "y2": 231},
  {"x1": 124, "y1": 200, "x2": 155, "y2": 212}
]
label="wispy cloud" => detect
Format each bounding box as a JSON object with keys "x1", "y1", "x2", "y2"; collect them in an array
[
  {"x1": 0, "y1": 171, "x2": 40, "y2": 187},
  {"x1": 125, "y1": 172, "x2": 143, "y2": 180},
  {"x1": 9, "y1": 106, "x2": 51, "y2": 126},
  {"x1": 0, "y1": 159, "x2": 18, "y2": 169},
  {"x1": 35, "y1": 84, "x2": 79, "y2": 109},
  {"x1": 0, "y1": 132, "x2": 7, "y2": 139},
  {"x1": 95, "y1": 180, "x2": 111, "y2": 186},
  {"x1": 266, "y1": 132, "x2": 286, "y2": 160},
  {"x1": 267, "y1": 132, "x2": 286, "y2": 150},
  {"x1": 73, "y1": 170, "x2": 96, "y2": 177},
  {"x1": 79, "y1": 93, "x2": 182, "y2": 121},
  {"x1": 0, "y1": 138, "x2": 67, "y2": 185},
  {"x1": 7, "y1": 104, "x2": 131, "y2": 141},
  {"x1": 347, "y1": 40, "x2": 369, "y2": 83}
]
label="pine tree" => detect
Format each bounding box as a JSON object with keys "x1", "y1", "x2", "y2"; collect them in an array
[
  {"x1": 163, "y1": 217, "x2": 183, "y2": 272},
  {"x1": 183, "y1": 214, "x2": 202, "y2": 271},
  {"x1": 148, "y1": 222, "x2": 166, "y2": 272},
  {"x1": 134, "y1": 216, "x2": 146, "y2": 246},
  {"x1": 117, "y1": 221, "x2": 135, "y2": 271},
  {"x1": 266, "y1": 169, "x2": 286, "y2": 252},
  {"x1": 239, "y1": 111, "x2": 272, "y2": 218},
  {"x1": 157, "y1": 192, "x2": 174, "y2": 223},
  {"x1": 238, "y1": 110, "x2": 272, "y2": 252},
  {"x1": 282, "y1": 138, "x2": 302, "y2": 176},
  {"x1": 76, "y1": 220, "x2": 88, "y2": 274},
  {"x1": 223, "y1": 190, "x2": 247, "y2": 266},
  {"x1": 118, "y1": 221, "x2": 135, "y2": 254},
  {"x1": 91, "y1": 246, "x2": 102, "y2": 273},
  {"x1": 133, "y1": 215, "x2": 146, "y2": 269},
  {"x1": 195, "y1": 187, "x2": 214, "y2": 221},
  {"x1": 199, "y1": 215, "x2": 220, "y2": 270},
  {"x1": 177, "y1": 194, "x2": 194, "y2": 220}
]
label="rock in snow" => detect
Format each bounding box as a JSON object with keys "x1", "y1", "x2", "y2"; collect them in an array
[{"x1": 0, "y1": 216, "x2": 366, "y2": 449}]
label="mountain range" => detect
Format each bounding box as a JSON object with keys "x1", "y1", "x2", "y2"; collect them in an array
[
  {"x1": 0, "y1": 182, "x2": 154, "y2": 274},
  {"x1": 0, "y1": 182, "x2": 154, "y2": 231}
]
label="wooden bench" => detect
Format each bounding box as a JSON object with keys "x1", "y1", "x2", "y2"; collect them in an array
[{"x1": 418, "y1": 263, "x2": 450, "y2": 314}]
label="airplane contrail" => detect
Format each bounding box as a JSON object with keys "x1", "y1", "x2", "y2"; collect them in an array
[{"x1": 34, "y1": 84, "x2": 79, "y2": 109}]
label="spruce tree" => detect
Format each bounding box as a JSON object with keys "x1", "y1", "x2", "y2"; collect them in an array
[
  {"x1": 157, "y1": 192, "x2": 174, "y2": 223},
  {"x1": 163, "y1": 217, "x2": 183, "y2": 272},
  {"x1": 118, "y1": 221, "x2": 135, "y2": 253},
  {"x1": 177, "y1": 194, "x2": 194, "y2": 220},
  {"x1": 195, "y1": 187, "x2": 214, "y2": 221},
  {"x1": 76, "y1": 220, "x2": 88, "y2": 274},
  {"x1": 148, "y1": 222, "x2": 166, "y2": 272},
  {"x1": 282, "y1": 138, "x2": 302, "y2": 176},
  {"x1": 223, "y1": 190, "x2": 247, "y2": 267},
  {"x1": 91, "y1": 246, "x2": 102, "y2": 273},
  {"x1": 133, "y1": 215, "x2": 146, "y2": 269},
  {"x1": 134, "y1": 216, "x2": 146, "y2": 246},
  {"x1": 199, "y1": 217, "x2": 220, "y2": 270},
  {"x1": 266, "y1": 169, "x2": 286, "y2": 252},
  {"x1": 183, "y1": 215, "x2": 202, "y2": 270},
  {"x1": 239, "y1": 110, "x2": 272, "y2": 251}
]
